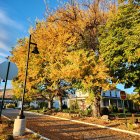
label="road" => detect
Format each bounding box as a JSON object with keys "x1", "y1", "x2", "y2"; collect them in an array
[{"x1": 2, "y1": 109, "x2": 140, "y2": 140}]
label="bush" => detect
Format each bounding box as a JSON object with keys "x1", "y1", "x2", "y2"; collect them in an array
[
  {"x1": 69, "y1": 108, "x2": 80, "y2": 114},
  {"x1": 30, "y1": 105, "x2": 35, "y2": 110},
  {"x1": 39, "y1": 102, "x2": 48, "y2": 109},
  {"x1": 78, "y1": 108, "x2": 92, "y2": 117},
  {"x1": 79, "y1": 110, "x2": 85, "y2": 116},
  {"x1": 62, "y1": 109, "x2": 70, "y2": 113},
  {"x1": 100, "y1": 107, "x2": 110, "y2": 115},
  {"x1": 6, "y1": 104, "x2": 15, "y2": 109},
  {"x1": 42, "y1": 107, "x2": 48, "y2": 112},
  {"x1": 113, "y1": 106, "x2": 118, "y2": 113},
  {"x1": 54, "y1": 108, "x2": 59, "y2": 112},
  {"x1": 118, "y1": 108, "x2": 123, "y2": 113},
  {"x1": 109, "y1": 105, "x2": 118, "y2": 113}
]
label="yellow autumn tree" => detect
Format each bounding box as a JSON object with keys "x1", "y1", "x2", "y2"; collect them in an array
[{"x1": 11, "y1": 0, "x2": 114, "y2": 116}]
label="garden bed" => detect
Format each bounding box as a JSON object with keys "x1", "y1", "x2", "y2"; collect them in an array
[{"x1": 52, "y1": 112, "x2": 140, "y2": 133}]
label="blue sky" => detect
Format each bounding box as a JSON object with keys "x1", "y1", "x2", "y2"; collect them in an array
[
  {"x1": 0, "y1": 0, "x2": 135, "y2": 93},
  {"x1": 0, "y1": 0, "x2": 64, "y2": 63}
]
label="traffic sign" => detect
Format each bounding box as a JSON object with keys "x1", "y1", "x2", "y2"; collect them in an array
[
  {"x1": 0, "y1": 61, "x2": 18, "y2": 80},
  {"x1": 120, "y1": 91, "x2": 127, "y2": 100}
]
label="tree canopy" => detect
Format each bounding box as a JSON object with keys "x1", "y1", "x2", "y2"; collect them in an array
[
  {"x1": 11, "y1": 1, "x2": 113, "y2": 116},
  {"x1": 99, "y1": 3, "x2": 140, "y2": 91}
]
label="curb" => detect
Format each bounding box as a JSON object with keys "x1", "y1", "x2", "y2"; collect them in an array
[
  {"x1": 2, "y1": 115, "x2": 50, "y2": 140},
  {"x1": 25, "y1": 111, "x2": 140, "y2": 136}
]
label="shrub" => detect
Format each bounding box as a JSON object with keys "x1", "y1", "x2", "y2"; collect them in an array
[
  {"x1": 78, "y1": 108, "x2": 92, "y2": 117},
  {"x1": 113, "y1": 106, "x2": 118, "y2": 113},
  {"x1": 6, "y1": 104, "x2": 15, "y2": 109},
  {"x1": 69, "y1": 109, "x2": 80, "y2": 114},
  {"x1": 30, "y1": 105, "x2": 36, "y2": 110},
  {"x1": 42, "y1": 107, "x2": 48, "y2": 112},
  {"x1": 79, "y1": 110, "x2": 85, "y2": 116},
  {"x1": 109, "y1": 105, "x2": 113, "y2": 113},
  {"x1": 118, "y1": 108, "x2": 123, "y2": 113},
  {"x1": 127, "y1": 123, "x2": 134, "y2": 131},
  {"x1": 62, "y1": 109, "x2": 70, "y2": 113},
  {"x1": 54, "y1": 108, "x2": 60, "y2": 112},
  {"x1": 100, "y1": 107, "x2": 110, "y2": 115},
  {"x1": 39, "y1": 102, "x2": 48, "y2": 109},
  {"x1": 109, "y1": 105, "x2": 118, "y2": 113}
]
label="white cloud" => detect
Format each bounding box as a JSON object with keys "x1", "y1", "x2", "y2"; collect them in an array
[
  {"x1": 0, "y1": 9, "x2": 23, "y2": 30},
  {"x1": 0, "y1": 28, "x2": 9, "y2": 42},
  {"x1": 0, "y1": 52, "x2": 8, "y2": 57},
  {"x1": 0, "y1": 41, "x2": 10, "y2": 51},
  {"x1": 0, "y1": 9, "x2": 24, "y2": 58}
]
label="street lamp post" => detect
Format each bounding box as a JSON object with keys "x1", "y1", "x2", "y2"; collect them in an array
[{"x1": 13, "y1": 35, "x2": 39, "y2": 136}]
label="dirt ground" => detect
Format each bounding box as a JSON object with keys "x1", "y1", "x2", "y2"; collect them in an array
[{"x1": 52, "y1": 112, "x2": 140, "y2": 133}]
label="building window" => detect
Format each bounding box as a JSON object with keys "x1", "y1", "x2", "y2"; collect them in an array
[{"x1": 103, "y1": 99, "x2": 109, "y2": 106}]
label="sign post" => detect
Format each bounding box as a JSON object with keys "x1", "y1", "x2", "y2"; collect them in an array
[
  {"x1": 0, "y1": 61, "x2": 18, "y2": 122},
  {"x1": 120, "y1": 91, "x2": 127, "y2": 127}
]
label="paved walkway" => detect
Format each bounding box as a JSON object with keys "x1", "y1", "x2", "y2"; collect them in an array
[{"x1": 2, "y1": 109, "x2": 140, "y2": 140}]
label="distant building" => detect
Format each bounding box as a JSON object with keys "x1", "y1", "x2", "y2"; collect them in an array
[
  {"x1": 0, "y1": 89, "x2": 14, "y2": 104},
  {"x1": 63, "y1": 88, "x2": 139, "y2": 111}
]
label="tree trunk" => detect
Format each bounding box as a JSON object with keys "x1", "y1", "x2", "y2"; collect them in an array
[
  {"x1": 48, "y1": 99, "x2": 53, "y2": 109},
  {"x1": 92, "y1": 94, "x2": 101, "y2": 117},
  {"x1": 59, "y1": 96, "x2": 63, "y2": 111}
]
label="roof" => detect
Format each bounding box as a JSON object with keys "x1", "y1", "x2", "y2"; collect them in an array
[{"x1": 0, "y1": 89, "x2": 13, "y2": 99}]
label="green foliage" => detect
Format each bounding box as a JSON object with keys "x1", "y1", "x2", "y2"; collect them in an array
[
  {"x1": 128, "y1": 93, "x2": 140, "y2": 105},
  {"x1": 109, "y1": 105, "x2": 118, "y2": 113},
  {"x1": 100, "y1": 107, "x2": 110, "y2": 115},
  {"x1": 99, "y1": 4, "x2": 140, "y2": 89},
  {"x1": 127, "y1": 123, "x2": 134, "y2": 130},
  {"x1": 62, "y1": 109, "x2": 70, "y2": 113},
  {"x1": 39, "y1": 102, "x2": 48, "y2": 109},
  {"x1": 79, "y1": 108, "x2": 92, "y2": 117}
]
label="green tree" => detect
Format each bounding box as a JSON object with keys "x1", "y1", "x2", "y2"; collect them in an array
[
  {"x1": 99, "y1": 3, "x2": 140, "y2": 90},
  {"x1": 128, "y1": 93, "x2": 140, "y2": 106}
]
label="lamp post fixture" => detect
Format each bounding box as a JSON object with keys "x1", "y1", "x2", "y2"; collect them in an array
[
  {"x1": 18, "y1": 35, "x2": 39, "y2": 119},
  {"x1": 13, "y1": 35, "x2": 39, "y2": 136}
]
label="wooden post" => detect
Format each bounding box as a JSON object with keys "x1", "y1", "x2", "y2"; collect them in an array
[{"x1": 132, "y1": 113, "x2": 135, "y2": 124}]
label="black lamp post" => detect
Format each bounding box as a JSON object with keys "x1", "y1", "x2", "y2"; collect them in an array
[{"x1": 17, "y1": 35, "x2": 39, "y2": 119}]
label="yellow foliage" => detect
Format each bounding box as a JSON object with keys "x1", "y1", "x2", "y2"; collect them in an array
[{"x1": 10, "y1": 1, "x2": 113, "y2": 99}]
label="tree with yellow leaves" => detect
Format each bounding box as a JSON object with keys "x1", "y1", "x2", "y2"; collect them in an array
[{"x1": 11, "y1": 0, "x2": 114, "y2": 117}]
